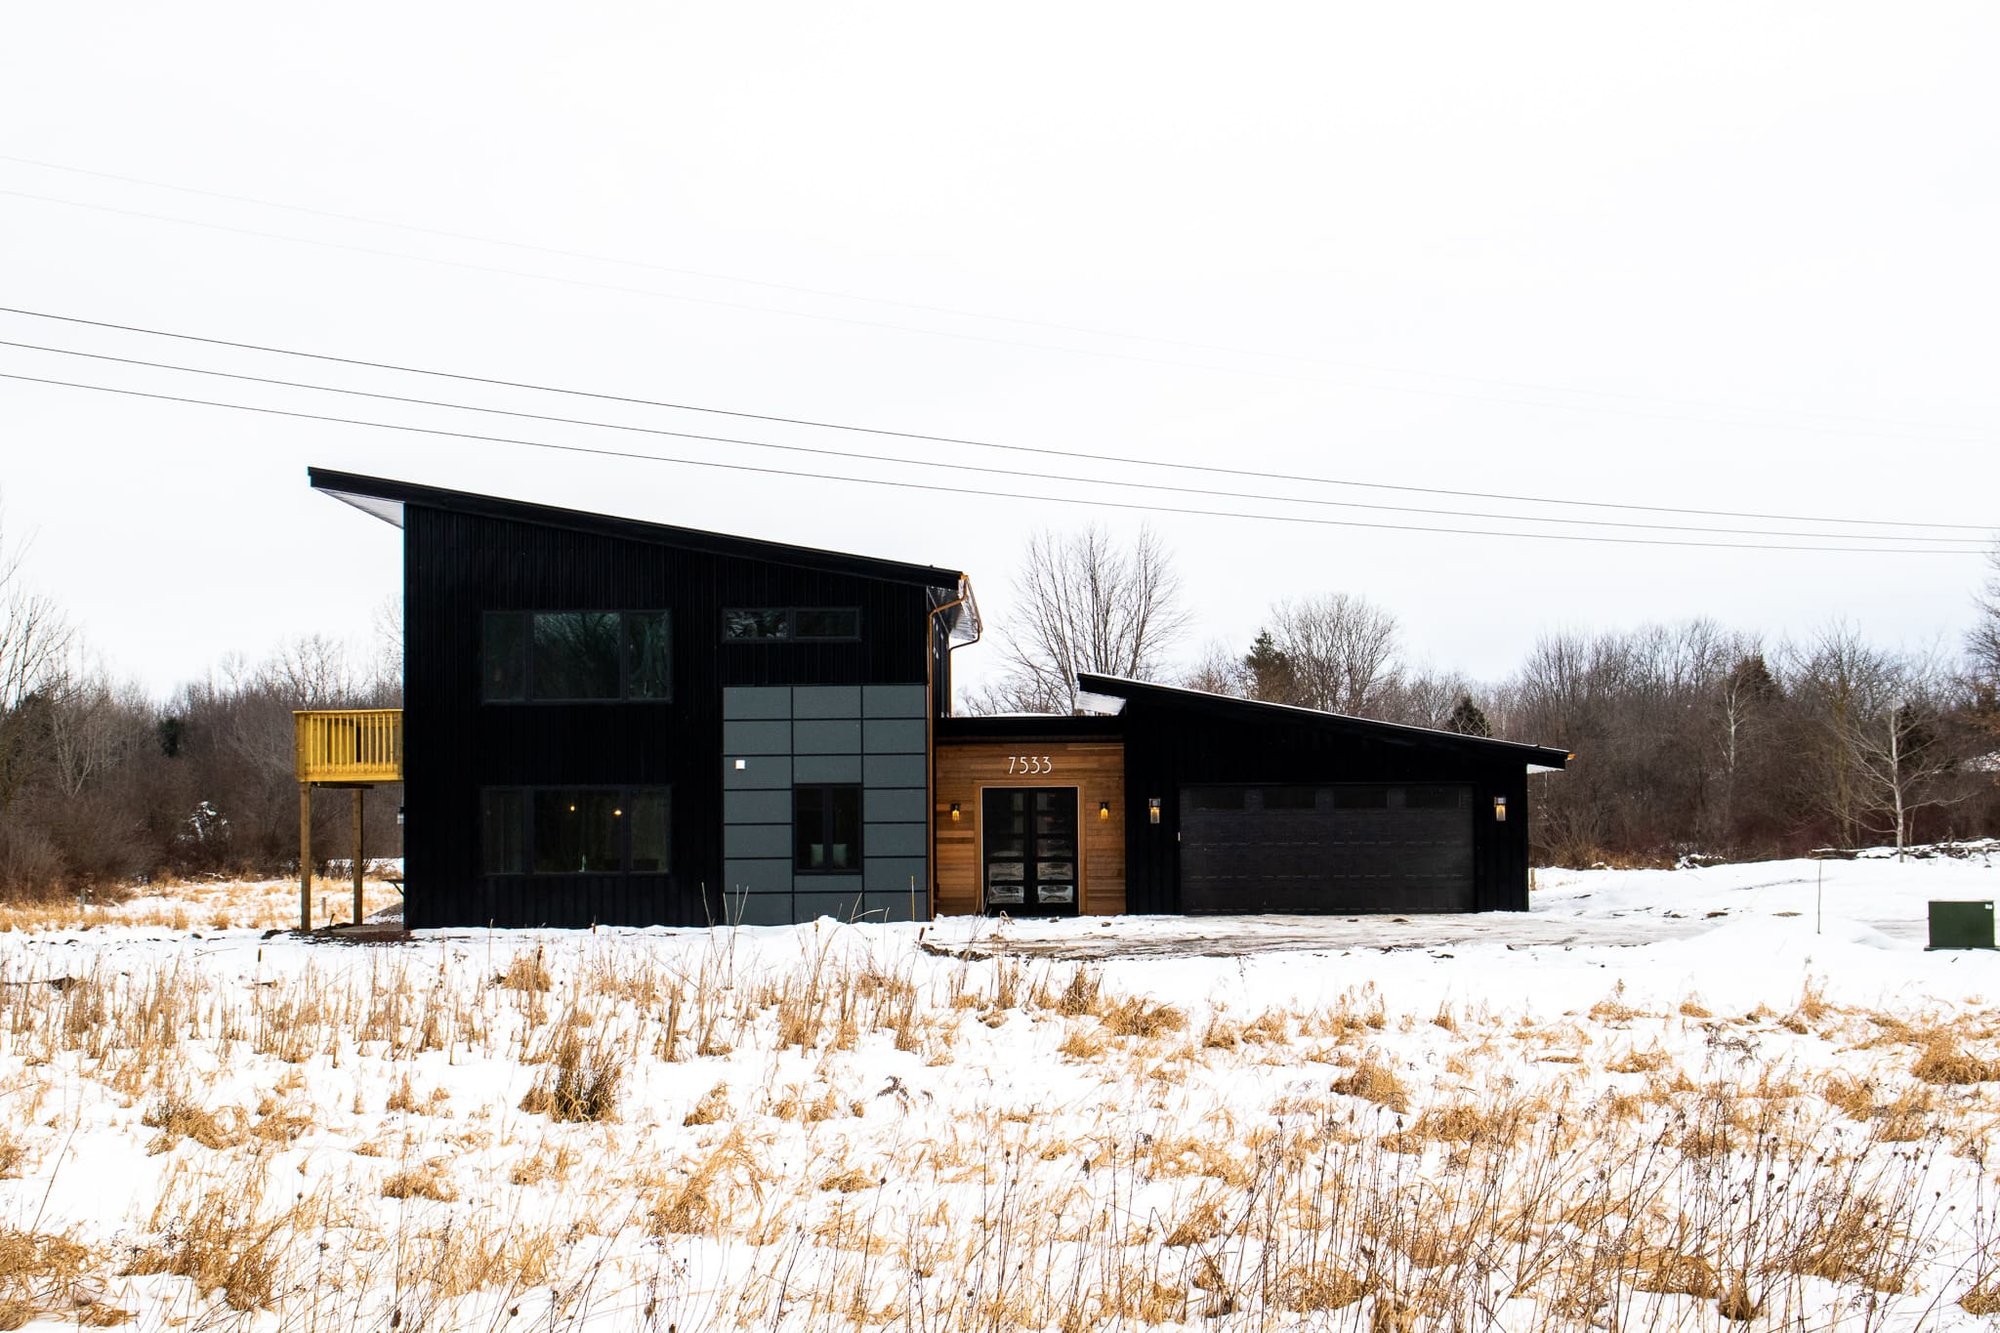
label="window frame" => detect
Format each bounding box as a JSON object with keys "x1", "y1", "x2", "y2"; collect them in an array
[
  {"x1": 721, "y1": 607, "x2": 863, "y2": 643},
  {"x1": 482, "y1": 610, "x2": 673, "y2": 703},
  {"x1": 792, "y1": 783, "x2": 865, "y2": 875},
  {"x1": 479, "y1": 785, "x2": 673, "y2": 877}
]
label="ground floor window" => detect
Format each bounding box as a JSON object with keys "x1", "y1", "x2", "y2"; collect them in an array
[
  {"x1": 794, "y1": 784, "x2": 863, "y2": 872},
  {"x1": 481, "y1": 787, "x2": 671, "y2": 875}
]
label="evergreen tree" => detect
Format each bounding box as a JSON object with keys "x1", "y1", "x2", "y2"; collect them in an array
[
  {"x1": 1242, "y1": 629, "x2": 1295, "y2": 704},
  {"x1": 1443, "y1": 693, "x2": 1491, "y2": 737}
]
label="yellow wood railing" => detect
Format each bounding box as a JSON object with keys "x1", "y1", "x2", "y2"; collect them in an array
[{"x1": 295, "y1": 709, "x2": 404, "y2": 784}]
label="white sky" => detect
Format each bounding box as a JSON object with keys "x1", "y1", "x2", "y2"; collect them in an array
[{"x1": 2, "y1": 3, "x2": 1995, "y2": 700}]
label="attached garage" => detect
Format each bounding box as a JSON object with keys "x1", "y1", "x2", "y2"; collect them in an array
[{"x1": 1077, "y1": 673, "x2": 1569, "y2": 916}]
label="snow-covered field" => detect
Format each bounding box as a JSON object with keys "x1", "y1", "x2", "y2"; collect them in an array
[{"x1": 1, "y1": 851, "x2": 1997, "y2": 1331}]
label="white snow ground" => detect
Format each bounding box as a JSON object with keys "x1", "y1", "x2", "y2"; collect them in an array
[{"x1": 0, "y1": 848, "x2": 1995, "y2": 1331}]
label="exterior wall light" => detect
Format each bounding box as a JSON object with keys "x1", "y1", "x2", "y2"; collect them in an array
[
  {"x1": 1147, "y1": 798, "x2": 1162, "y2": 825},
  {"x1": 1493, "y1": 796, "x2": 1508, "y2": 822},
  {"x1": 949, "y1": 802, "x2": 961, "y2": 821},
  {"x1": 1099, "y1": 800, "x2": 1111, "y2": 821}
]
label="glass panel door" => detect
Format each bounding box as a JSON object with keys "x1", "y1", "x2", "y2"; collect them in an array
[{"x1": 982, "y1": 787, "x2": 1079, "y2": 916}]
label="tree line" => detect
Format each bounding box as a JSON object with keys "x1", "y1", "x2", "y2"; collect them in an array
[
  {"x1": 971, "y1": 527, "x2": 2000, "y2": 865},
  {"x1": 4, "y1": 513, "x2": 1996, "y2": 898},
  {"x1": 0, "y1": 517, "x2": 400, "y2": 899}
]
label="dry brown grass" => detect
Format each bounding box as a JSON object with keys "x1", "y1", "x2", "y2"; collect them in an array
[
  {"x1": 140, "y1": 1094, "x2": 238, "y2": 1152},
  {"x1": 819, "y1": 1167, "x2": 878, "y2": 1193},
  {"x1": 496, "y1": 948, "x2": 552, "y2": 992},
  {"x1": 1912, "y1": 1032, "x2": 2000, "y2": 1085},
  {"x1": 1333, "y1": 1057, "x2": 1410, "y2": 1113},
  {"x1": 1101, "y1": 996, "x2": 1186, "y2": 1039},
  {"x1": 683, "y1": 1081, "x2": 730, "y2": 1127},
  {"x1": 518, "y1": 1023, "x2": 620, "y2": 1122},
  {"x1": 380, "y1": 1162, "x2": 458, "y2": 1201}
]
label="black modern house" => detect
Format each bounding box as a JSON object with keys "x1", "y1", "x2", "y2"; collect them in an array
[{"x1": 309, "y1": 469, "x2": 1568, "y2": 928}]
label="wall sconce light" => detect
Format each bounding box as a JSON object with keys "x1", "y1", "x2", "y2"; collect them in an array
[
  {"x1": 1147, "y1": 798, "x2": 1162, "y2": 826},
  {"x1": 949, "y1": 802, "x2": 961, "y2": 822},
  {"x1": 1493, "y1": 796, "x2": 1508, "y2": 822},
  {"x1": 1099, "y1": 800, "x2": 1111, "y2": 821}
]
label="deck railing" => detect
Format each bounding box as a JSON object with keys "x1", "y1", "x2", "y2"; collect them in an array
[{"x1": 295, "y1": 709, "x2": 404, "y2": 784}]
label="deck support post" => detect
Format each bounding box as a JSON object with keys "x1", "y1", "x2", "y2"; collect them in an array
[
  {"x1": 299, "y1": 784, "x2": 312, "y2": 932},
  {"x1": 352, "y1": 787, "x2": 365, "y2": 927}
]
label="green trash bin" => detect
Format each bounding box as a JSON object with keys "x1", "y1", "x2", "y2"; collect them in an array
[{"x1": 1928, "y1": 901, "x2": 1996, "y2": 950}]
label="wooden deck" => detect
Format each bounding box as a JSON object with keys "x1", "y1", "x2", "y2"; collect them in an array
[{"x1": 294, "y1": 709, "x2": 403, "y2": 784}]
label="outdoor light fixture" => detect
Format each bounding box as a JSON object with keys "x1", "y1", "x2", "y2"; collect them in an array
[
  {"x1": 950, "y1": 802, "x2": 961, "y2": 821},
  {"x1": 1147, "y1": 798, "x2": 1161, "y2": 825},
  {"x1": 733, "y1": 758, "x2": 746, "y2": 770},
  {"x1": 1493, "y1": 796, "x2": 1508, "y2": 822},
  {"x1": 1099, "y1": 800, "x2": 1111, "y2": 820}
]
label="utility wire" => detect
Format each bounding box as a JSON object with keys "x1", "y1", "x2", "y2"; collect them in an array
[
  {"x1": 0, "y1": 305, "x2": 1985, "y2": 535},
  {"x1": 3, "y1": 153, "x2": 1987, "y2": 441},
  {"x1": 1, "y1": 184, "x2": 1987, "y2": 447},
  {"x1": 0, "y1": 336, "x2": 1976, "y2": 547},
  {"x1": 0, "y1": 368, "x2": 1983, "y2": 555}
]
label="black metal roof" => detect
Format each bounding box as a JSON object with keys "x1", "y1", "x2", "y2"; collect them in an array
[
  {"x1": 309, "y1": 468, "x2": 966, "y2": 589},
  {"x1": 1076, "y1": 673, "x2": 1571, "y2": 769}
]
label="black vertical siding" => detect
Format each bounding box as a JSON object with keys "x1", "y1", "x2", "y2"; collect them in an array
[
  {"x1": 1115, "y1": 696, "x2": 1536, "y2": 914},
  {"x1": 403, "y1": 506, "x2": 941, "y2": 928}
]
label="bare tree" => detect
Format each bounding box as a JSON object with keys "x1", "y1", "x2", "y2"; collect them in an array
[
  {"x1": 1181, "y1": 639, "x2": 1248, "y2": 697},
  {"x1": 969, "y1": 526, "x2": 1190, "y2": 714},
  {"x1": 1259, "y1": 593, "x2": 1402, "y2": 714},
  {"x1": 1786, "y1": 625, "x2": 1971, "y2": 854},
  {"x1": 0, "y1": 513, "x2": 75, "y2": 818}
]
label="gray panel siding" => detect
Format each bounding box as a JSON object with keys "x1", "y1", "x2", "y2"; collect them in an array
[
  {"x1": 717, "y1": 684, "x2": 930, "y2": 926},
  {"x1": 723, "y1": 823, "x2": 791, "y2": 859},
  {"x1": 864, "y1": 685, "x2": 927, "y2": 718},
  {"x1": 723, "y1": 687, "x2": 793, "y2": 720},
  {"x1": 731, "y1": 893, "x2": 798, "y2": 926},
  {"x1": 722, "y1": 857, "x2": 791, "y2": 894},
  {"x1": 865, "y1": 788, "x2": 927, "y2": 823},
  {"x1": 724, "y1": 789, "x2": 792, "y2": 824},
  {"x1": 864, "y1": 856, "x2": 927, "y2": 894},
  {"x1": 794, "y1": 719, "x2": 863, "y2": 754},
  {"x1": 796, "y1": 890, "x2": 868, "y2": 920},
  {"x1": 863, "y1": 718, "x2": 926, "y2": 754},
  {"x1": 864, "y1": 824, "x2": 927, "y2": 858},
  {"x1": 723, "y1": 756, "x2": 792, "y2": 790},
  {"x1": 862, "y1": 892, "x2": 917, "y2": 922},
  {"x1": 793, "y1": 685, "x2": 862, "y2": 719},
  {"x1": 864, "y1": 754, "x2": 927, "y2": 789},
  {"x1": 723, "y1": 720, "x2": 792, "y2": 755},
  {"x1": 795, "y1": 754, "x2": 863, "y2": 783}
]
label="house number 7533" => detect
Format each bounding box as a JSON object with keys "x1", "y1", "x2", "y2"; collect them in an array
[{"x1": 1008, "y1": 754, "x2": 1053, "y2": 775}]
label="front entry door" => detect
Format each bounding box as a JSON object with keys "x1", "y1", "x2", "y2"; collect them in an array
[{"x1": 981, "y1": 787, "x2": 1079, "y2": 916}]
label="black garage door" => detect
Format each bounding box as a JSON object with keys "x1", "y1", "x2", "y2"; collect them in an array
[{"x1": 1179, "y1": 784, "x2": 1474, "y2": 913}]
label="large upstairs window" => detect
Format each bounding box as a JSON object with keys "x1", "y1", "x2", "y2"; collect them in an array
[{"x1": 483, "y1": 611, "x2": 671, "y2": 701}]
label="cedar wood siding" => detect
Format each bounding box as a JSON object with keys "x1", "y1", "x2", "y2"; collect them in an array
[
  {"x1": 402, "y1": 504, "x2": 943, "y2": 929},
  {"x1": 1113, "y1": 692, "x2": 1536, "y2": 914}
]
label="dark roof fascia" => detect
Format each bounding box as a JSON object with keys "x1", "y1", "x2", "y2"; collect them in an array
[
  {"x1": 937, "y1": 713, "x2": 1124, "y2": 743},
  {"x1": 1077, "y1": 673, "x2": 1571, "y2": 769},
  {"x1": 309, "y1": 468, "x2": 965, "y2": 589}
]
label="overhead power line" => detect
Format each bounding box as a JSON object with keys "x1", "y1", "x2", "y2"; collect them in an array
[
  {"x1": 2, "y1": 153, "x2": 1989, "y2": 441},
  {"x1": 0, "y1": 335, "x2": 1978, "y2": 547},
  {"x1": 0, "y1": 367, "x2": 1984, "y2": 555},
  {"x1": 0, "y1": 305, "x2": 1984, "y2": 535},
  {"x1": 1, "y1": 181, "x2": 1989, "y2": 446}
]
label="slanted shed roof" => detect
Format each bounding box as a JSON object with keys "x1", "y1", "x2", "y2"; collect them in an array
[
  {"x1": 1076, "y1": 673, "x2": 1571, "y2": 770},
  {"x1": 309, "y1": 468, "x2": 966, "y2": 590}
]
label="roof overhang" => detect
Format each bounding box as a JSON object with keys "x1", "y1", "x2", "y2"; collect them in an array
[
  {"x1": 308, "y1": 467, "x2": 964, "y2": 589},
  {"x1": 1076, "y1": 672, "x2": 1571, "y2": 769}
]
